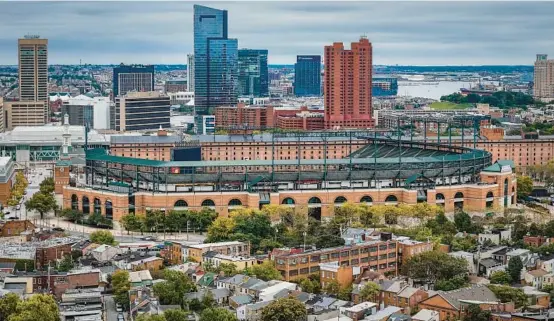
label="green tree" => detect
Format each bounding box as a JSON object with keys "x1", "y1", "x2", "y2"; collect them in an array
[
  {"x1": 89, "y1": 230, "x2": 116, "y2": 245},
  {"x1": 201, "y1": 291, "x2": 217, "y2": 310},
  {"x1": 517, "y1": 175, "x2": 533, "y2": 199},
  {"x1": 24, "y1": 191, "x2": 57, "y2": 219},
  {"x1": 463, "y1": 304, "x2": 491, "y2": 321},
  {"x1": 0, "y1": 293, "x2": 20, "y2": 321},
  {"x1": 490, "y1": 270, "x2": 512, "y2": 285},
  {"x1": 153, "y1": 270, "x2": 196, "y2": 307},
  {"x1": 188, "y1": 298, "x2": 203, "y2": 312},
  {"x1": 217, "y1": 263, "x2": 239, "y2": 277},
  {"x1": 434, "y1": 275, "x2": 468, "y2": 291},
  {"x1": 112, "y1": 270, "x2": 130, "y2": 311},
  {"x1": 135, "y1": 315, "x2": 166, "y2": 321},
  {"x1": 488, "y1": 285, "x2": 528, "y2": 308},
  {"x1": 13, "y1": 260, "x2": 34, "y2": 272},
  {"x1": 163, "y1": 309, "x2": 189, "y2": 321},
  {"x1": 338, "y1": 284, "x2": 353, "y2": 301},
  {"x1": 121, "y1": 214, "x2": 143, "y2": 234},
  {"x1": 507, "y1": 256, "x2": 523, "y2": 283},
  {"x1": 60, "y1": 209, "x2": 85, "y2": 223},
  {"x1": 200, "y1": 307, "x2": 238, "y2": 321},
  {"x1": 324, "y1": 280, "x2": 340, "y2": 296},
  {"x1": 8, "y1": 294, "x2": 59, "y2": 321},
  {"x1": 453, "y1": 212, "x2": 483, "y2": 234},
  {"x1": 401, "y1": 251, "x2": 468, "y2": 285},
  {"x1": 359, "y1": 281, "x2": 380, "y2": 302},
  {"x1": 39, "y1": 177, "x2": 55, "y2": 194},
  {"x1": 57, "y1": 255, "x2": 74, "y2": 272},
  {"x1": 454, "y1": 211, "x2": 472, "y2": 232},
  {"x1": 244, "y1": 261, "x2": 282, "y2": 281},
  {"x1": 261, "y1": 298, "x2": 307, "y2": 321},
  {"x1": 296, "y1": 277, "x2": 321, "y2": 294}
]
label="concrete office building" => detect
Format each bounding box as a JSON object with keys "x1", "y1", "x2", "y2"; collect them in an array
[
  {"x1": 324, "y1": 37, "x2": 373, "y2": 129},
  {"x1": 238, "y1": 49, "x2": 268, "y2": 97},
  {"x1": 3, "y1": 101, "x2": 47, "y2": 130},
  {"x1": 534, "y1": 54, "x2": 554, "y2": 100},
  {"x1": 187, "y1": 54, "x2": 195, "y2": 92},
  {"x1": 18, "y1": 36, "x2": 48, "y2": 103},
  {"x1": 113, "y1": 91, "x2": 170, "y2": 132},
  {"x1": 165, "y1": 79, "x2": 187, "y2": 93},
  {"x1": 62, "y1": 95, "x2": 94, "y2": 127},
  {"x1": 294, "y1": 55, "x2": 321, "y2": 97},
  {"x1": 61, "y1": 96, "x2": 111, "y2": 130},
  {"x1": 112, "y1": 64, "x2": 155, "y2": 97},
  {"x1": 194, "y1": 5, "x2": 238, "y2": 114},
  {"x1": 16, "y1": 36, "x2": 48, "y2": 126}
]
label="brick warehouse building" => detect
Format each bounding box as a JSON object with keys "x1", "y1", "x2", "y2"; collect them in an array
[{"x1": 324, "y1": 37, "x2": 373, "y2": 129}]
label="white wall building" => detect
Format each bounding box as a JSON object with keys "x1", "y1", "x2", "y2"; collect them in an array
[{"x1": 187, "y1": 54, "x2": 195, "y2": 92}]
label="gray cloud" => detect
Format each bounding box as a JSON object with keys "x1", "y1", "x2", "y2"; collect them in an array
[{"x1": 0, "y1": 1, "x2": 552, "y2": 65}]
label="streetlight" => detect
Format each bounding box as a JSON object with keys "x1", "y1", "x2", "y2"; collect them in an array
[
  {"x1": 274, "y1": 228, "x2": 279, "y2": 242},
  {"x1": 303, "y1": 231, "x2": 307, "y2": 251}
]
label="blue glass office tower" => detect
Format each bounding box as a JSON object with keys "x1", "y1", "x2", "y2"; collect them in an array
[
  {"x1": 294, "y1": 55, "x2": 321, "y2": 97},
  {"x1": 194, "y1": 5, "x2": 238, "y2": 114},
  {"x1": 238, "y1": 49, "x2": 268, "y2": 97}
]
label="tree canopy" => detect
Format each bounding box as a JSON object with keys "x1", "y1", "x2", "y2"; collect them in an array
[
  {"x1": 24, "y1": 191, "x2": 57, "y2": 219},
  {"x1": 5, "y1": 294, "x2": 59, "y2": 321},
  {"x1": 440, "y1": 90, "x2": 538, "y2": 109},
  {"x1": 490, "y1": 271, "x2": 512, "y2": 285},
  {"x1": 517, "y1": 175, "x2": 533, "y2": 199},
  {"x1": 488, "y1": 285, "x2": 528, "y2": 308},
  {"x1": 359, "y1": 281, "x2": 380, "y2": 302},
  {"x1": 112, "y1": 270, "x2": 130, "y2": 310},
  {"x1": 401, "y1": 251, "x2": 468, "y2": 286},
  {"x1": 261, "y1": 298, "x2": 307, "y2": 321},
  {"x1": 89, "y1": 230, "x2": 116, "y2": 245},
  {"x1": 507, "y1": 256, "x2": 524, "y2": 283},
  {"x1": 153, "y1": 270, "x2": 196, "y2": 307},
  {"x1": 245, "y1": 261, "x2": 282, "y2": 281},
  {"x1": 200, "y1": 308, "x2": 239, "y2": 321}
]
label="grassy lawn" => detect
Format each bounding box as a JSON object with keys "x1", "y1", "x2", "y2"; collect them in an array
[{"x1": 430, "y1": 101, "x2": 473, "y2": 110}]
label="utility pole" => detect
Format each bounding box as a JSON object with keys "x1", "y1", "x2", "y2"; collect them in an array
[{"x1": 303, "y1": 231, "x2": 307, "y2": 251}]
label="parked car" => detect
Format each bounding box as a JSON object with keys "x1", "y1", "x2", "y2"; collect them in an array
[
  {"x1": 115, "y1": 303, "x2": 123, "y2": 312},
  {"x1": 117, "y1": 313, "x2": 125, "y2": 321}
]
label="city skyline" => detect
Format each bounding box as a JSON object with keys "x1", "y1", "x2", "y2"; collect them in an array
[{"x1": 0, "y1": 1, "x2": 552, "y2": 66}]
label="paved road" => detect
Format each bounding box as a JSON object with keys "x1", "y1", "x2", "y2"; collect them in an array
[{"x1": 104, "y1": 295, "x2": 124, "y2": 321}]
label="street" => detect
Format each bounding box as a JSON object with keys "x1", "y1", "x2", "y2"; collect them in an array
[{"x1": 104, "y1": 295, "x2": 125, "y2": 321}]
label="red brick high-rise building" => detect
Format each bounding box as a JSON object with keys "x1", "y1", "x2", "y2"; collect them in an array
[{"x1": 324, "y1": 37, "x2": 373, "y2": 129}]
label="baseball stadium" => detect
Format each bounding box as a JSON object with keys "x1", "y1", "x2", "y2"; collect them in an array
[{"x1": 61, "y1": 119, "x2": 517, "y2": 221}]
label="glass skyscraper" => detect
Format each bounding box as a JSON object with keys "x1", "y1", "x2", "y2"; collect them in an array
[
  {"x1": 294, "y1": 55, "x2": 321, "y2": 97},
  {"x1": 194, "y1": 5, "x2": 238, "y2": 114},
  {"x1": 238, "y1": 49, "x2": 268, "y2": 97}
]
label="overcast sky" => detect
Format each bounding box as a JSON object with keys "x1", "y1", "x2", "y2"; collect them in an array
[{"x1": 0, "y1": 1, "x2": 552, "y2": 65}]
